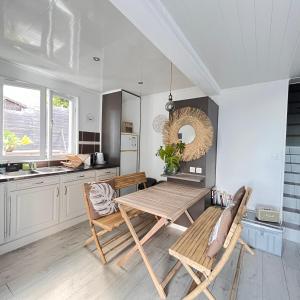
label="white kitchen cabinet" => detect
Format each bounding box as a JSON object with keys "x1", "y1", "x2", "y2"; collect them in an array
[
  {"x1": 61, "y1": 180, "x2": 87, "y2": 222},
  {"x1": 60, "y1": 171, "x2": 96, "y2": 222},
  {"x1": 0, "y1": 184, "x2": 5, "y2": 245},
  {"x1": 9, "y1": 184, "x2": 60, "y2": 240},
  {"x1": 96, "y1": 168, "x2": 118, "y2": 181}
]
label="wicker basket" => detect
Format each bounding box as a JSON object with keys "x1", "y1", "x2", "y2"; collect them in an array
[{"x1": 61, "y1": 154, "x2": 88, "y2": 169}]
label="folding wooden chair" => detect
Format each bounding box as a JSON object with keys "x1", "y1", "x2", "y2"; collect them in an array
[
  {"x1": 169, "y1": 187, "x2": 254, "y2": 299},
  {"x1": 83, "y1": 172, "x2": 154, "y2": 264}
]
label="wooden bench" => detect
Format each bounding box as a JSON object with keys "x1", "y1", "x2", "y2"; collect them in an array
[
  {"x1": 83, "y1": 172, "x2": 155, "y2": 264},
  {"x1": 169, "y1": 187, "x2": 253, "y2": 300}
]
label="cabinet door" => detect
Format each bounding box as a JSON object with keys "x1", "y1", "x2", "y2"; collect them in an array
[
  {"x1": 9, "y1": 184, "x2": 60, "y2": 240},
  {"x1": 0, "y1": 184, "x2": 5, "y2": 244},
  {"x1": 61, "y1": 180, "x2": 87, "y2": 222}
]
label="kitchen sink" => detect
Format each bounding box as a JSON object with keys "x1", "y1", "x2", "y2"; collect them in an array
[
  {"x1": 5, "y1": 170, "x2": 39, "y2": 177},
  {"x1": 35, "y1": 166, "x2": 71, "y2": 173}
]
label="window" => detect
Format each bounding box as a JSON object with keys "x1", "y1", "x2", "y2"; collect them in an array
[
  {"x1": 0, "y1": 80, "x2": 78, "y2": 161},
  {"x1": 48, "y1": 92, "x2": 76, "y2": 158},
  {"x1": 2, "y1": 83, "x2": 44, "y2": 159}
]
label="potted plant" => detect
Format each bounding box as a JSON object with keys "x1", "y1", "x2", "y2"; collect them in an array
[
  {"x1": 156, "y1": 142, "x2": 185, "y2": 175},
  {"x1": 4, "y1": 130, "x2": 33, "y2": 152}
]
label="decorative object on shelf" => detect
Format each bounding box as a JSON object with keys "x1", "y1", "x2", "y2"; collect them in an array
[
  {"x1": 211, "y1": 187, "x2": 233, "y2": 207},
  {"x1": 255, "y1": 205, "x2": 280, "y2": 223},
  {"x1": 163, "y1": 106, "x2": 213, "y2": 161},
  {"x1": 165, "y1": 62, "x2": 175, "y2": 112},
  {"x1": 152, "y1": 114, "x2": 168, "y2": 133},
  {"x1": 156, "y1": 142, "x2": 185, "y2": 175},
  {"x1": 121, "y1": 121, "x2": 133, "y2": 133}
]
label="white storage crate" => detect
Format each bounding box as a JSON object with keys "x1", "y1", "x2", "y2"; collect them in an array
[{"x1": 242, "y1": 210, "x2": 283, "y2": 256}]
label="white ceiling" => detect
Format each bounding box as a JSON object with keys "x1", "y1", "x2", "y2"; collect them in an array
[
  {"x1": 0, "y1": 0, "x2": 192, "y2": 95},
  {"x1": 161, "y1": 0, "x2": 300, "y2": 89}
]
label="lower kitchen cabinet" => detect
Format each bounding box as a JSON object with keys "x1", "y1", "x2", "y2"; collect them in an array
[
  {"x1": 9, "y1": 184, "x2": 60, "y2": 240},
  {"x1": 0, "y1": 184, "x2": 5, "y2": 244},
  {"x1": 60, "y1": 179, "x2": 88, "y2": 222},
  {"x1": 0, "y1": 168, "x2": 118, "y2": 253}
]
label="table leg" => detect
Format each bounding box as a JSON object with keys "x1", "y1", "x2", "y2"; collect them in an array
[
  {"x1": 185, "y1": 210, "x2": 194, "y2": 224},
  {"x1": 119, "y1": 204, "x2": 167, "y2": 299},
  {"x1": 117, "y1": 217, "x2": 168, "y2": 267}
]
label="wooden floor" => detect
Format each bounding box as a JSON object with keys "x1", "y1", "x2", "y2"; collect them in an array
[{"x1": 0, "y1": 221, "x2": 300, "y2": 300}]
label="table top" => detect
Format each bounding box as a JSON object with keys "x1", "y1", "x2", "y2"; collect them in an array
[{"x1": 116, "y1": 182, "x2": 210, "y2": 221}]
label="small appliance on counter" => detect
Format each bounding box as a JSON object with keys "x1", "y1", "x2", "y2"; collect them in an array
[
  {"x1": 90, "y1": 153, "x2": 97, "y2": 166},
  {"x1": 95, "y1": 152, "x2": 106, "y2": 165}
]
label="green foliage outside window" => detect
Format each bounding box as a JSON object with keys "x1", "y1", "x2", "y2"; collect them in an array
[
  {"x1": 4, "y1": 130, "x2": 32, "y2": 152},
  {"x1": 52, "y1": 96, "x2": 69, "y2": 108}
]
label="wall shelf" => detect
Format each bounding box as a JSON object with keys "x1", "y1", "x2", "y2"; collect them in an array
[{"x1": 161, "y1": 172, "x2": 205, "y2": 183}]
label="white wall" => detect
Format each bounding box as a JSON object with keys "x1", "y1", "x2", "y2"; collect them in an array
[
  {"x1": 140, "y1": 86, "x2": 205, "y2": 179},
  {"x1": 140, "y1": 80, "x2": 289, "y2": 214},
  {"x1": 214, "y1": 80, "x2": 289, "y2": 211},
  {"x1": 0, "y1": 59, "x2": 100, "y2": 132}
]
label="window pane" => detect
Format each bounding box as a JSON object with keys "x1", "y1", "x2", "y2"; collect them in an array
[
  {"x1": 3, "y1": 84, "x2": 41, "y2": 157},
  {"x1": 51, "y1": 95, "x2": 72, "y2": 156}
]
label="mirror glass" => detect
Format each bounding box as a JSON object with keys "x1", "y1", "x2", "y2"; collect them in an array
[{"x1": 178, "y1": 125, "x2": 196, "y2": 144}]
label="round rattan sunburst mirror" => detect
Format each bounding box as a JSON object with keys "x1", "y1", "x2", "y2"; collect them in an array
[{"x1": 163, "y1": 107, "x2": 214, "y2": 161}]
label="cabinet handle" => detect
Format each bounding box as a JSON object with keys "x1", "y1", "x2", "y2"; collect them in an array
[
  {"x1": 78, "y1": 175, "x2": 85, "y2": 178},
  {"x1": 8, "y1": 196, "x2": 11, "y2": 238},
  {"x1": 56, "y1": 187, "x2": 59, "y2": 197},
  {"x1": 4, "y1": 191, "x2": 6, "y2": 239},
  {"x1": 65, "y1": 186, "x2": 67, "y2": 195},
  {"x1": 35, "y1": 181, "x2": 44, "y2": 185}
]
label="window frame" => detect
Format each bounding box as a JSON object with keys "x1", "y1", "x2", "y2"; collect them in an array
[
  {"x1": 1, "y1": 78, "x2": 46, "y2": 161},
  {"x1": 0, "y1": 77, "x2": 78, "y2": 162},
  {"x1": 47, "y1": 90, "x2": 78, "y2": 160}
]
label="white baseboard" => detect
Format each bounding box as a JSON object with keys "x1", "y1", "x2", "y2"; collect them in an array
[{"x1": 0, "y1": 215, "x2": 87, "y2": 255}]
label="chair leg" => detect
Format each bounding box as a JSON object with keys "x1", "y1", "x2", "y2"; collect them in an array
[
  {"x1": 238, "y1": 238, "x2": 255, "y2": 255},
  {"x1": 91, "y1": 225, "x2": 107, "y2": 264},
  {"x1": 182, "y1": 262, "x2": 215, "y2": 300},
  {"x1": 84, "y1": 229, "x2": 107, "y2": 246}
]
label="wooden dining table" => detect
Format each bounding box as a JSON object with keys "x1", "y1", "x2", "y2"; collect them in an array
[{"x1": 116, "y1": 181, "x2": 210, "y2": 299}]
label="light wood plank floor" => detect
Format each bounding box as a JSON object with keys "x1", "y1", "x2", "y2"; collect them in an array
[{"x1": 0, "y1": 221, "x2": 299, "y2": 300}]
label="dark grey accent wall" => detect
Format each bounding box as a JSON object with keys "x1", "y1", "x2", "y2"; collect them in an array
[
  {"x1": 170, "y1": 96, "x2": 219, "y2": 226},
  {"x1": 172, "y1": 97, "x2": 219, "y2": 188},
  {"x1": 102, "y1": 91, "x2": 122, "y2": 165}
]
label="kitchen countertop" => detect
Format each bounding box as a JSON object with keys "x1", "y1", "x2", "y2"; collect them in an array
[{"x1": 0, "y1": 164, "x2": 119, "y2": 182}]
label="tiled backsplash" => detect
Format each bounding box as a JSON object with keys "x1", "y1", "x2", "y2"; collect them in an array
[{"x1": 78, "y1": 131, "x2": 100, "y2": 154}]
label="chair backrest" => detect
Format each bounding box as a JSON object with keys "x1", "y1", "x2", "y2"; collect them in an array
[
  {"x1": 114, "y1": 172, "x2": 147, "y2": 190},
  {"x1": 209, "y1": 224, "x2": 242, "y2": 281},
  {"x1": 223, "y1": 187, "x2": 252, "y2": 248},
  {"x1": 83, "y1": 172, "x2": 147, "y2": 222}
]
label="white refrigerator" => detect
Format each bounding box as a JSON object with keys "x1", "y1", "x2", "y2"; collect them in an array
[{"x1": 120, "y1": 133, "x2": 139, "y2": 195}]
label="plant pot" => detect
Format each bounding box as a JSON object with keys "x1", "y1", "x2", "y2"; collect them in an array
[{"x1": 164, "y1": 164, "x2": 179, "y2": 175}]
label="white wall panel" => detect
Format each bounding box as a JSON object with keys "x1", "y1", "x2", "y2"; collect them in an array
[{"x1": 214, "y1": 80, "x2": 289, "y2": 211}]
